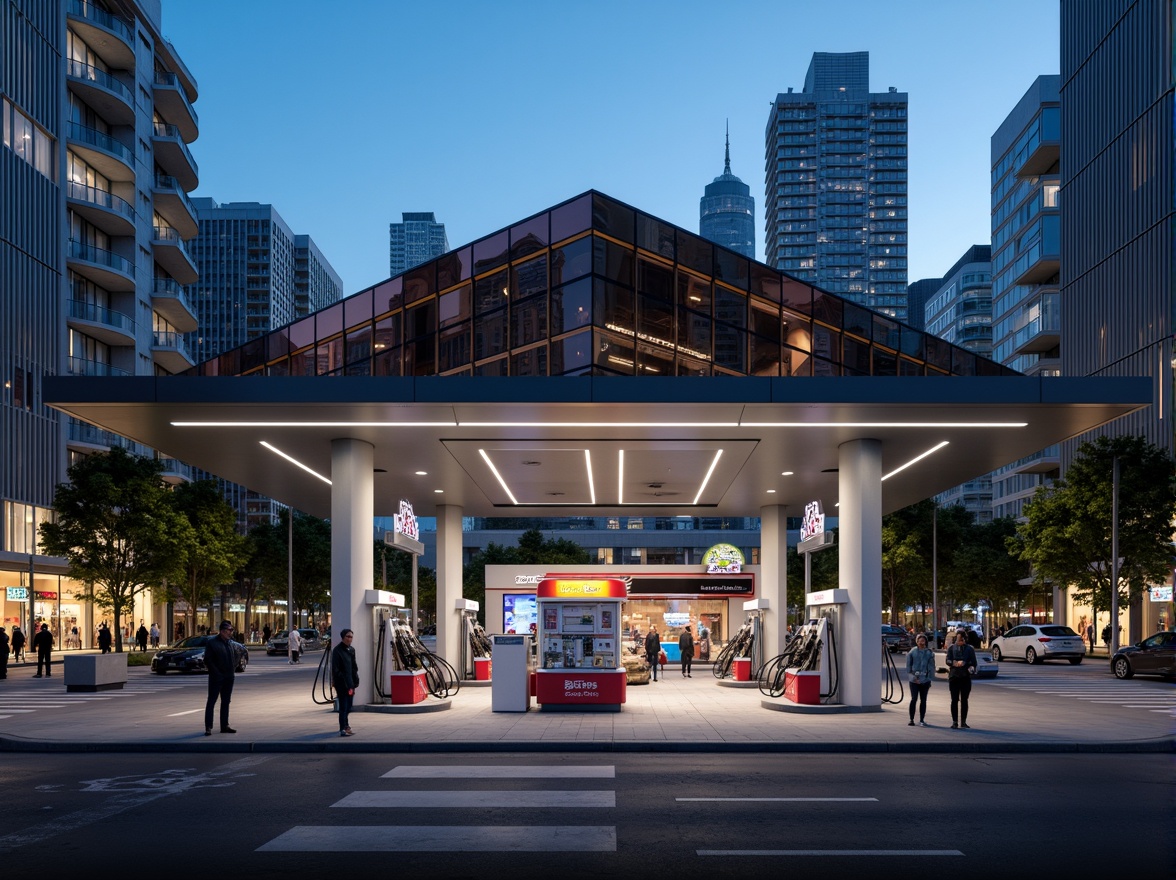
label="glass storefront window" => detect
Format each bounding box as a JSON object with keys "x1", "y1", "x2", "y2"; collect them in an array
[{"x1": 624, "y1": 599, "x2": 731, "y2": 656}]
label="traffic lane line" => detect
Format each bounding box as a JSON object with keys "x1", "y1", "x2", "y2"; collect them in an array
[
  {"x1": 257, "y1": 825, "x2": 616, "y2": 852},
  {"x1": 332, "y1": 790, "x2": 616, "y2": 808}
]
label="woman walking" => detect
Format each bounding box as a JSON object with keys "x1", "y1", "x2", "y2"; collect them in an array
[{"x1": 905, "y1": 633, "x2": 935, "y2": 726}]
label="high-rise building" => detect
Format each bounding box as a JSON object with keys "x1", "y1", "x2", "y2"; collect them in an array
[
  {"x1": 904, "y1": 278, "x2": 941, "y2": 331},
  {"x1": 927, "y1": 246, "x2": 994, "y2": 521},
  {"x1": 1060, "y1": 0, "x2": 1172, "y2": 460},
  {"x1": 186, "y1": 200, "x2": 342, "y2": 364},
  {"x1": 699, "y1": 127, "x2": 754, "y2": 259},
  {"x1": 989, "y1": 76, "x2": 1062, "y2": 521},
  {"x1": 765, "y1": 52, "x2": 909, "y2": 320},
  {"x1": 185, "y1": 199, "x2": 342, "y2": 529},
  {"x1": 1, "y1": 0, "x2": 200, "y2": 634},
  {"x1": 389, "y1": 211, "x2": 449, "y2": 275}
]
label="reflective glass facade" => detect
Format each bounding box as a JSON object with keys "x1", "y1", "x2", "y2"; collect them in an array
[{"x1": 187, "y1": 192, "x2": 1015, "y2": 381}]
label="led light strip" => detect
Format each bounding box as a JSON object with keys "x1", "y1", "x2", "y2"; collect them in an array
[
  {"x1": 174, "y1": 419, "x2": 1026, "y2": 429},
  {"x1": 259, "y1": 441, "x2": 332, "y2": 485},
  {"x1": 585, "y1": 449, "x2": 596, "y2": 505},
  {"x1": 693, "y1": 449, "x2": 723, "y2": 505},
  {"x1": 478, "y1": 449, "x2": 517, "y2": 505},
  {"x1": 881, "y1": 441, "x2": 950, "y2": 482}
]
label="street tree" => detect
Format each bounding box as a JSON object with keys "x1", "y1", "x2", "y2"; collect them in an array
[
  {"x1": 248, "y1": 509, "x2": 331, "y2": 627},
  {"x1": 1012, "y1": 434, "x2": 1176, "y2": 619},
  {"x1": 373, "y1": 540, "x2": 438, "y2": 625},
  {"x1": 463, "y1": 528, "x2": 591, "y2": 623},
  {"x1": 39, "y1": 447, "x2": 190, "y2": 651},
  {"x1": 947, "y1": 517, "x2": 1030, "y2": 626},
  {"x1": 786, "y1": 538, "x2": 838, "y2": 626},
  {"x1": 170, "y1": 480, "x2": 250, "y2": 638}
]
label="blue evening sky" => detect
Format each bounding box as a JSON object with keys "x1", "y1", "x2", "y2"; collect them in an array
[{"x1": 164, "y1": 0, "x2": 1060, "y2": 296}]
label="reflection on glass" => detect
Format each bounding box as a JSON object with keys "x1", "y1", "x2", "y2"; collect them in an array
[
  {"x1": 677, "y1": 272, "x2": 710, "y2": 312},
  {"x1": 595, "y1": 331, "x2": 635, "y2": 375},
  {"x1": 513, "y1": 254, "x2": 547, "y2": 299},
  {"x1": 510, "y1": 345, "x2": 547, "y2": 377},
  {"x1": 593, "y1": 236, "x2": 634, "y2": 286},
  {"x1": 475, "y1": 309, "x2": 507, "y2": 360},
  {"x1": 439, "y1": 284, "x2": 471, "y2": 328},
  {"x1": 593, "y1": 193, "x2": 635, "y2": 243},
  {"x1": 474, "y1": 269, "x2": 509, "y2": 313},
  {"x1": 749, "y1": 333, "x2": 780, "y2": 376},
  {"x1": 511, "y1": 215, "x2": 548, "y2": 258},
  {"x1": 551, "y1": 236, "x2": 592, "y2": 286},
  {"x1": 344, "y1": 288, "x2": 373, "y2": 330},
  {"x1": 473, "y1": 230, "x2": 509, "y2": 274},
  {"x1": 439, "y1": 324, "x2": 471, "y2": 372},
  {"x1": 511, "y1": 295, "x2": 547, "y2": 347},
  {"x1": 551, "y1": 278, "x2": 592, "y2": 334},
  {"x1": 551, "y1": 330, "x2": 592, "y2": 375},
  {"x1": 550, "y1": 194, "x2": 591, "y2": 243}
]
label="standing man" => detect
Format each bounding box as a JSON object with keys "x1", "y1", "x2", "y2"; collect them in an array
[
  {"x1": 288, "y1": 626, "x2": 303, "y2": 665},
  {"x1": 32, "y1": 623, "x2": 54, "y2": 677},
  {"x1": 97, "y1": 623, "x2": 112, "y2": 654},
  {"x1": 945, "y1": 630, "x2": 977, "y2": 730},
  {"x1": 203, "y1": 620, "x2": 237, "y2": 736},
  {"x1": 644, "y1": 626, "x2": 661, "y2": 682},
  {"x1": 678, "y1": 625, "x2": 695, "y2": 678},
  {"x1": 0, "y1": 626, "x2": 9, "y2": 679},
  {"x1": 1086, "y1": 622, "x2": 1095, "y2": 655},
  {"x1": 331, "y1": 629, "x2": 359, "y2": 737}
]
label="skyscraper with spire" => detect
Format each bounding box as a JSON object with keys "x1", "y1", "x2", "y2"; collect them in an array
[{"x1": 699, "y1": 126, "x2": 755, "y2": 259}]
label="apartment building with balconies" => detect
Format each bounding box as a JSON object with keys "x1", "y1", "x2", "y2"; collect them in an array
[{"x1": 1, "y1": 0, "x2": 200, "y2": 640}]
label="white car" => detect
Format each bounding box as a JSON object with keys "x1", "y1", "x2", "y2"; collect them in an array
[
  {"x1": 933, "y1": 647, "x2": 999, "y2": 679},
  {"x1": 990, "y1": 624, "x2": 1085, "y2": 665}
]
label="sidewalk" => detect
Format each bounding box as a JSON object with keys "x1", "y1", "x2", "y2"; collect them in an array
[{"x1": 1, "y1": 657, "x2": 1172, "y2": 755}]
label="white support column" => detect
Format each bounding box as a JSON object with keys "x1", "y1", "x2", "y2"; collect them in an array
[
  {"x1": 759, "y1": 505, "x2": 788, "y2": 660},
  {"x1": 435, "y1": 504, "x2": 464, "y2": 674},
  {"x1": 838, "y1": 438, "x2": 882, "y2": 710},
  {"x1": 331, "y1": 438, "x2": 374, "y2": 702}
]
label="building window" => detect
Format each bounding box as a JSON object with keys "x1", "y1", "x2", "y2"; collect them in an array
[{"x1": 2, "y1": 98, "x2": 55, "y2": 181}]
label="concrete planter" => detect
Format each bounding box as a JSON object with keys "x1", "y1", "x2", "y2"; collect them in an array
[{"x1": 63, "y1": 653, "x2": 128, "y2": 692}]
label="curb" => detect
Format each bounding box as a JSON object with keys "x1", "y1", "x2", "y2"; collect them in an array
[{"x1": 2, "y1": 736, "x2": 1172, "y2": 755}]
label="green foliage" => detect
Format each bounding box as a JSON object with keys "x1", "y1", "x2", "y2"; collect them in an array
[
  {"x1": 39, "y1": 447, "x2": 190, "y2": 652},
  {"x1": 1013, "y1": 435, "x2": 1176, "y2": 612},
  {"x1": 246, "y1": 509, "x2": 331, "y2": 623},
  {"x1": 170, "y1": 480, "x2": 250, "y2": 634},
  {"x1": 786, "y1": 538, "x2": 838, "y2": 624},
  {"x1": 374, "y1": 541, "x2": 438, "y2": 624},
  {"x1": 463, "y1": 528, "x2": 592, "y2": 624}
]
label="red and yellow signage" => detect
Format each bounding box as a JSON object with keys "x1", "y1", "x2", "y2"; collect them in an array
[{"x1": 537, "y1": 578, "x2": 628, "y2": 599}]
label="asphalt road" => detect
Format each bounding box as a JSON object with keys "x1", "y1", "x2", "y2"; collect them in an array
[{"x1": 0, "y1": 751, "x2": 1169, "y2": 877}]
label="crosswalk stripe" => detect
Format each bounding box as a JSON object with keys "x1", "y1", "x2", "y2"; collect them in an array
[
  {"x1": 698, "y1": 849, "x2": 964, "y2": 856},
  {"x1": 382, "y1": 765, "x2": 615, "y2": 779},
  {"x1": 257, "y1": 825, "x2": 617, "y2": 852},
  {"x1": 333, "y1": 790, "x2": 615, "y2": 809}
]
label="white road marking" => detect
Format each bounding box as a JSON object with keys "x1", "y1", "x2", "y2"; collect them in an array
[
  {"x1": 166, "y1": 709, "x2": 202, "y2": 716},
  {"x1": 257, "y1": 825, "x2": 617, "y2": 852},
  {"x1": 383, "y1": 765, "x2": 615, "y2": 779},
  {"x1": 678, "y1": 797, "x2": 877, "y2": 802},
  {"x1": 333, "y1": 790, "x2": 615, "y2": 808},
  {"x1": 698, "y1": 849, "x2": 964, "y2": 856}
]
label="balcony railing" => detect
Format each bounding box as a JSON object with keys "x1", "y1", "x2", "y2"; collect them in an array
[
  {"x1": 68, "y1": 239, "x2": 135, "y2": 277},
  {"x1": 152, "y1": 224, "x2": 189, "y2": 247},
  {"x1": 153, "y1": 276, "x2": 193, "y2": 302},
  {"x1": 66, "y1": 181, "x2": 135, "y2": 221},
  {"x1": 153, "y1": 70, "x2": 199, "y2": 125},
  {"x1": 151, "y1": 122, "x2": 198, "y2": 173},
  {"x1": 68, "y1": 0, "x2": 133, "y2": 43},
  {"x1": 66, "y1": 356, "x2": 130, "y2": 377},
  {"x1": 153, "y1": 330, "x2": 192, "y2": 354},
  {"x1": 153, "y1": 173, "x2": 195, "y2": 213},
  {"x1": 68, "y1": 299, "x2": 135, "y2": 334},
  {"x1": 67, "y1": 121, "x2": 133, "y2": 164},
  {"x1": 67, "y1": 59, "x2": 132, "y2": 102}
]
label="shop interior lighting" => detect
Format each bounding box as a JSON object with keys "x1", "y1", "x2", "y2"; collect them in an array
[
  {"x1": 259, "y1": 441, "x2": 331, "y2": 485},
  {"x1": 880, "y1": 441, "x2": 951, "y2": 482}
]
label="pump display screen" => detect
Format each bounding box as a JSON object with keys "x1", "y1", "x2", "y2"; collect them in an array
[{"x1": 503, "y1": 593, "x2": 538, "y2": 635}]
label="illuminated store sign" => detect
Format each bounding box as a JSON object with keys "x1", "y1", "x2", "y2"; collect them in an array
[
  {"x1": 537, "y1": 578, "x2": 628, "y2": 599},
  {"x1": 801, "y1": 500, "x2": 825, "y2": 541},
  {"x1": 702, "y1": 543, "x2": 744, "y2": 574},
  {"x1": 6, "y1": 587, "x2": 28, "y2": 601},
  {"x1": 393, "y1": 499, "x2": 419, "y2": 541}
]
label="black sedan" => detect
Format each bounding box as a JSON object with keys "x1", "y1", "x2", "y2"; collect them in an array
[
  {"x1": 1111, "y1": 631, "x2": 1176, "y2": 680},
  {"x1": 150, "y1": 635, "x2": 249, "y2": 674}
]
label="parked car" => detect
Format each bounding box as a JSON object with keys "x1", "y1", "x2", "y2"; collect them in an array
[
  {"x1": 265, "y1": 627, "x2": 325, "y2": 656},
  {"x1": 150, "y1": 635, "x2": 249, "y2": 675},
  {"x1": 882, "y1": 625, "x2": 912, "y2": 653},
  {"x1": 990, "y1": 624, "x2": 1085, "y2": 665},
  {"x1": 933, "y1": 647, "x2": 999, "y2": 679},
  {"x1": 1111, "y1": 631, "x2": 1175, "y2": 680}
]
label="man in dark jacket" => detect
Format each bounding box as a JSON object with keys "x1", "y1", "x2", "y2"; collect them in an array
[
  {"x1": 644, "y1": 626, "x2": 662, "y2": 682},
  {"x1": 945, "y1": 630, "x2": 978, "y2": 729},
  {"x1": 0, "y1": 626, "x2": 9, "y2": 679},
  {"x1": 331, "y1": 629, "x2": 360, "y2": 736},
  {"x1": 203, "y1": 620, "x2": 238, "y2": 736},
  {"x1": 32, "y1": 624, "x2": 54, "y2": 677},
  {"x1": 678, "y1": 626, "x2": 695, "y2": 678},
  {"x1": 97, "y1": 624, "x2": 112, "y2": 654}
]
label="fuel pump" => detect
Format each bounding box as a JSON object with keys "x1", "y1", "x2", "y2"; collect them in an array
[
  {"x1": 805, "y1": 587, "x2": 848, "y2": 701},
  {"x1": 742, "y1": 598, "x2": 769, "y2": 677},
  {"x1": 455, "y1": 598, "x2": 485, "y2": 680},
  {"x1": 365, "y1": 588, "x2": 405, "y2": 702}
]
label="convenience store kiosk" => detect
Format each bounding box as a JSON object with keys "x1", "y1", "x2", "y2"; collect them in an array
[{"x1": 535, "y1": 577, "x2": 627, "y2": 711}]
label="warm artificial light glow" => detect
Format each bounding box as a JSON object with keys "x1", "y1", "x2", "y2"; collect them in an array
[
  {"x1": 478, "y1": 449, "x2": 518, "y2": 505},
  {"x1": 693, "y1": 449, "x2": 723, "y2": 505},
  {"x1": 585, "y1": 449, "x2": 596, "y2": 505}
]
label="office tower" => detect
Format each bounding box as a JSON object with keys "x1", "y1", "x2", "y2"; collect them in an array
[
  {"x1": 924, "y1": 246, "x2": 993, "y2": 358},
  {"x1": 765, "y1": 52, "x2": 908, "y2": 320},
  {"x1": 989, "y1": 76, "x2": 1062, "y2": 521},
  {"x1": 389, "y1": 212, "x2": 449, "y2": 275},
  {"x1": 927, "y1": 246, "x2": 994, "y2": 521},
  {"x1": 699, "y1": 127, "x2": 755, "y2": 259},
  {"x1": 1, "y1": 0, "x2": 199, "y2": 632},
  {"x1": 904, "y1": 278, "x2": 941, "y2": 331},
  {"x1": 1060, "y1": 0, "x2": 1172, "y2": 459},
  {"x1": 186, "y1": 199, "x2": 342, "y2": 528}
]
